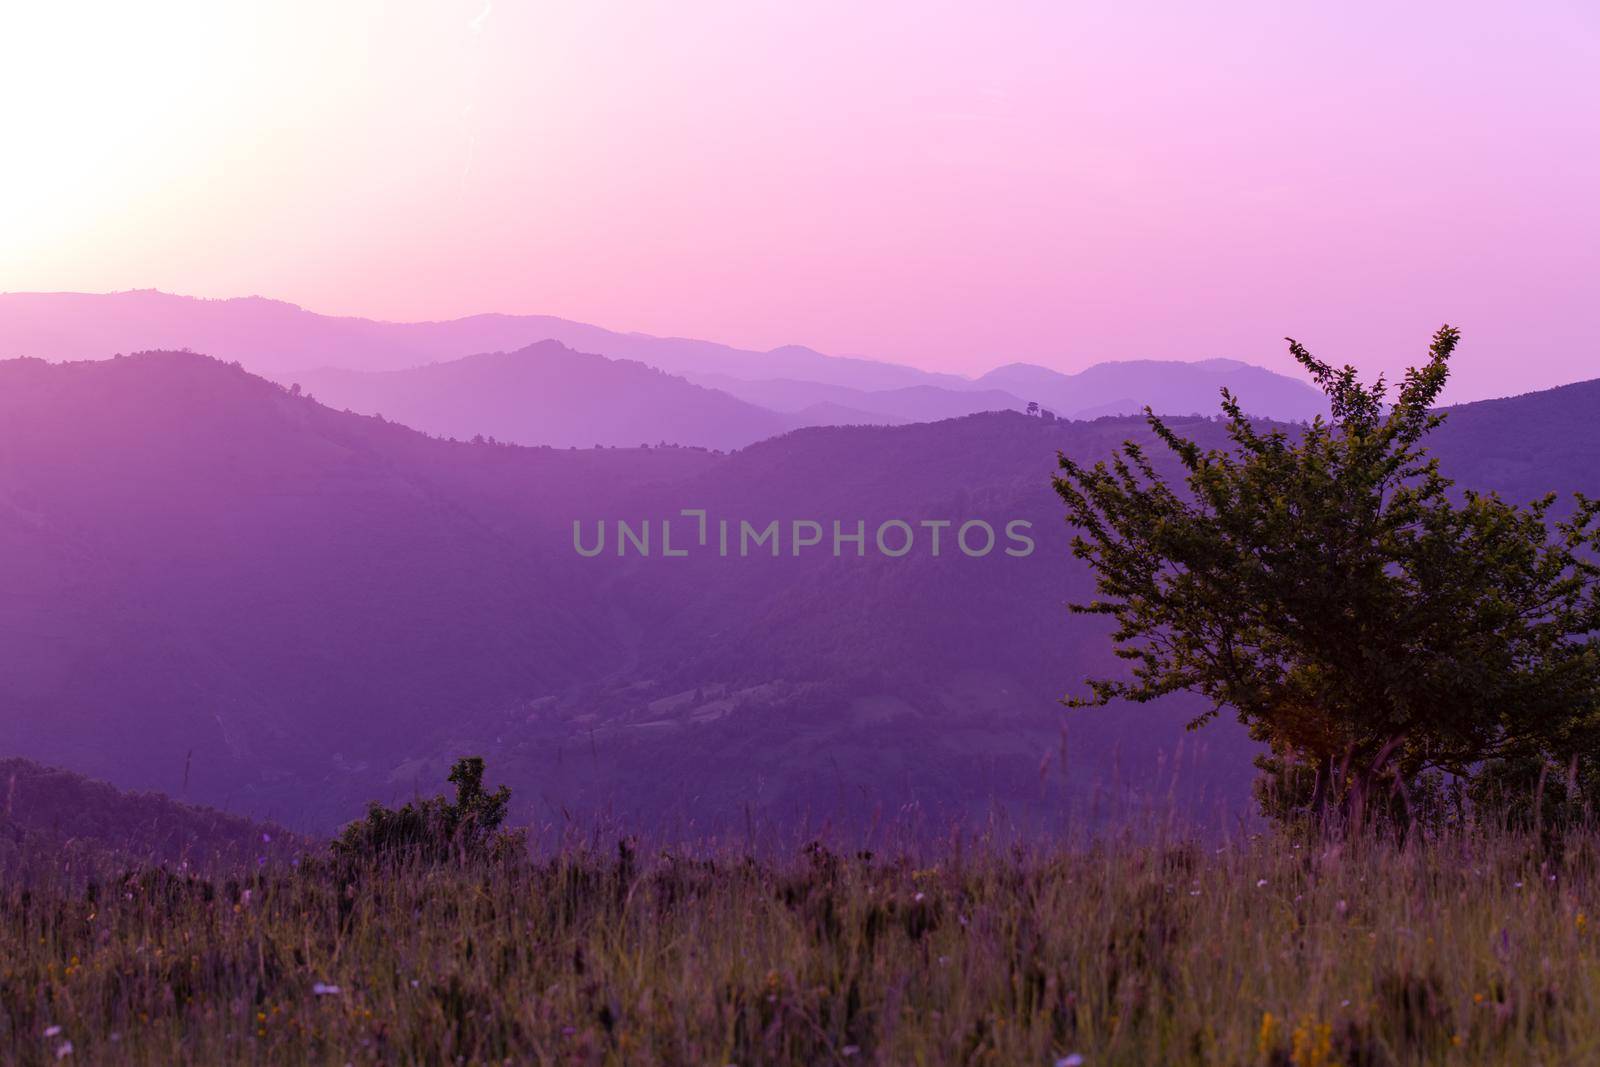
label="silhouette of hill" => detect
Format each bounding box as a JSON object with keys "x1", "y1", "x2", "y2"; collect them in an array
[
  {"x1": 0, "y1": 290, "x2": 964, "y2": 391},
  {"x1": 0, "y1": 351, "x2": 718, "y2": 825},
  {"x1": 0, "y1": 757, "x2": 304, "y2": 877},
  {"x1": 1, "y1": 291, "x2": 1328, "y2": 426},
  {"x1": 978, "y1": 358, "x2": 1329, "y2": 421},
  {"x1": 1428, "y1": 377, "x2": 1600, "y2": 511},
  {"x1": 698, "y1": 375, "x2": 1030, "y2": 423},
  {"x1": 292, "y1": 341, "x2": 791, "y2": 450},
  {"x1": 0, "y1": 350, "x2": 1587, "y2": 834}
]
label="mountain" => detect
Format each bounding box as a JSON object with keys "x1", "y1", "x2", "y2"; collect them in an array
[
  {"x1": 978, "y1": 358, "x2": 1329, "y2": 421},
  {"x1": 1429, "y1": 378, "x2": 1600, "y2": 497},
  {"x1": 786, "y1": 400, "x2": 915, "y2": 428},
  {"x1": 295, "y1": 356, "x2": 1038, "y2": 446},
  {"x1": 0, "y1": 290, "x2": 965, "y2": 392},
  {"x1": 1, "y1": 291, "x2": 1329, "y2": 426},
  {"x1": 699, "y1": 375, "x2": 1030, "y2": 423},
  {"x1": 0, "y1": 351, "x2": 719, "y2": 825},
  {"x1": 2, "y1": 351, "x2": 1582, "y2": 835},
  {"x1": 0, "y1": 351, "x2": 1249, "y2": 832},
  {"x1": 0, "y1": 756, "x2": 304, "y2": 877},
  {"x1": 290, "y1": 341, "x2": 792, "y2": 450}
]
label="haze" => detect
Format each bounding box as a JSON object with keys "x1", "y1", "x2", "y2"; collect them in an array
[{"x1": 2, "y1": 0, "x2": 1596, "y2": 400}]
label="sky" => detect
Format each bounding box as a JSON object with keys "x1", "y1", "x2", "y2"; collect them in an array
[{"x1": 1, "y1": 1, "x2": 1596, "y2": 400}]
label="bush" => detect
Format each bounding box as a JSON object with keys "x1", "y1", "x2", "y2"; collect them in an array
[{"x1": 333, "y1": 757, "x2": 523, "y2": 864}]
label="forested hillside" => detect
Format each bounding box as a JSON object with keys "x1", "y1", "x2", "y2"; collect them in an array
[{"x1": 1, "y1": 351, "x2": 1593, "y2": 832}]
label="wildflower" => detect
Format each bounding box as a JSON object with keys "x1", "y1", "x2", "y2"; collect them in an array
[
  {"x1": 914, "y1": 892, "x2": 926, "y2": 902},
  {"x1": 1056, "y1": 1056, "x2": 1085, "y2": 1067},
  {"x1": 1257, "y1": 1013, "x2": 1279, "y2": 1056},
  {"x1": 842, "y1": 1047, "x2": 860, "y2": 1058},
  {"x1": 55, "y1": 1041, "x2": 73, "y2": 1060},
  {"x1": 1578, "y1": 912, "x2": 1588, "y2": 934},
  {"x1": 1290, "y1": 1019, "x2": 1332, "y2": 1067},
  {"x1": 312, "y1": 983, "x2": 342, "y2": 996},
  {"x1": 1256, "y1": 879, "x2": 1268, "y2": 888},
  {"x1": 44, "y1": 1026, "x2": 63, "y2": 1037}
]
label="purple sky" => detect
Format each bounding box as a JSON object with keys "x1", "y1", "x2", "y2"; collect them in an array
[{"x1": 2, "y1": 1, "x2": 1596, "y2": 399}]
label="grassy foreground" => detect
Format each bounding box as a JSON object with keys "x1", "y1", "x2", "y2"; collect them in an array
[{"x1": 2, "y1": 822, "x2": 1598, "y2": 1065}]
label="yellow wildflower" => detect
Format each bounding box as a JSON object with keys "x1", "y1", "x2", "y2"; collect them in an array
[
  {"x1": 1258, "y1": 1012, "x2": 1280, "y2": 1057},
  {"x1": 1290, "y1": 1018, "x2": 1333, "y2": 1067}
]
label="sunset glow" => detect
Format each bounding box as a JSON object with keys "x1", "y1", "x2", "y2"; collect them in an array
[{"x1": 3, "y1": 1, "x2": 1597, "y2": 398}]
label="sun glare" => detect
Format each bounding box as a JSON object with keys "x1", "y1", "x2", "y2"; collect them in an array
[{"x1": 0, "y1": 3, "x2": 317, "y2": 280}]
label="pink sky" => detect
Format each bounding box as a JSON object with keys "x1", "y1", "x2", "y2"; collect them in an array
[{"x1": 2, "y1": 1, "x2": 1596, "y2": 399}]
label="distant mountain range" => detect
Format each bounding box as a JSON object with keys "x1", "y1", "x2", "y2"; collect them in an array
[
  {"x1": 0, "y1": 349, "x2": 1589, "y2": 833},
  {"x1": 0, "y1": 291, "x2": 1329, "y2": 447},
  {"x1": 293, "y1": 342, "x2": 794, "y2": 451},
  {"x1": 0, "y1": 289, "x2": 968, "y2": 388},
  {"x1": 977, "y1": 359, "x2": 1332, "y2": 422}
]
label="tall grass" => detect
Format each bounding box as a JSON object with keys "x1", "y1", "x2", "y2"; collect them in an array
[{"x1": 2, "y1": 817, "x2": 1597, "y2": 1065}]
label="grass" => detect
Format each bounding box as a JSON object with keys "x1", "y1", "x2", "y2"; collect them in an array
[{"x1": 2, "y1": 818, "x2": 1598, "y2": 1065}]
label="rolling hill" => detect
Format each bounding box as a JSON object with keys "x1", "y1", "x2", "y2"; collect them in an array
[
  {"x1": 0, "y1": 756, "x2": 304, "y2": 876},
  {"x1": 0, "y1": 350, "x2": 1587, "y2": 834},
  {"x1": 977, "y1": 358, "x2": 1328, "y2": 421},
  {"x1": 0, "y1": 290, "x2": 965, "y2": 391},
  {"x1": 2, "y1": 291, "x2": 1332, "y2": 436},
  {"x1": 290, "y1": 341, "x2": 793, "y2": 450}
]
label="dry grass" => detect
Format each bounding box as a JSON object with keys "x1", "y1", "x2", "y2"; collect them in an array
[{"x1": 2, "y1": 819, "x2": 1598, "y2": 1065}]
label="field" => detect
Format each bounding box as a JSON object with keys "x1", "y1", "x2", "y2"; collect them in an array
[{"x1": 2, "y1": 818, "x2": 1598, "y2": 1066}]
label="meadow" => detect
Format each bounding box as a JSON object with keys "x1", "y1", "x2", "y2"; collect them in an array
[{"x1": 3, "y1": 816, "x2": 1597, "y2": 1066}]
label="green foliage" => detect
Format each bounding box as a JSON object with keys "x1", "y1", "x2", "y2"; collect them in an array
[
  {"x1": 1054, "y1": 326, "x2": 1600, "y2": 824},
  {"x1": 333, "y1": 757, "x2": 520, "y2": 864}
]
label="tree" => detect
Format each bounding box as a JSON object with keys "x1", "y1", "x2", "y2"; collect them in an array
[
  {"x1": 333, "y1": 756, "x2": 520, "y2": 863},
  {"x1": 1053, "y1": 326, "x2": 1600, "y2": 826}
]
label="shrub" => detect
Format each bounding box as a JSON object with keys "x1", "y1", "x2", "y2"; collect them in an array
[{"x1": 333, "y1": 757, "x2": 522, "y2": 864}]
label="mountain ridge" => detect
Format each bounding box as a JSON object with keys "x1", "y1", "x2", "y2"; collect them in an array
[
  {"x1": 1, "y1": 290, "x2": 1328, "y2": 425},
  {"x1": 291, "y1": 340, "x2": 795, "y2": 450},
  {"x1": 1, "y1": 349, "x2": 1592, "y2": 832}
]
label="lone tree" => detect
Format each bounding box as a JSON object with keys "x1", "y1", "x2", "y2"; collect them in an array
[
  {"x1": 334, "y1": 756, "x2": 519, "y2": 863},
  {"x1": 1053, "y1": 326, "x2": 1600, "y2": 825}
]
